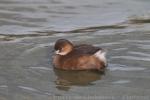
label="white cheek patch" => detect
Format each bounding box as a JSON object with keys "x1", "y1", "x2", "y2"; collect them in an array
[
  {"x1": 55, "y1": 50, "x2": 67, "y2": 55},
  {"x1": 55, "y1": 50, "x2": 60, "y2": 54}
]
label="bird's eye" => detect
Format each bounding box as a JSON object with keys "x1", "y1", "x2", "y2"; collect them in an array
[{"x1": 60, "y1": 48, "x2": 63, "y2": 51}]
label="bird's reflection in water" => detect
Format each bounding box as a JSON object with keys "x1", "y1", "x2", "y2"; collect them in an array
[{"x1": 54, "y1": 69, "x2": 105, "y2": 91}]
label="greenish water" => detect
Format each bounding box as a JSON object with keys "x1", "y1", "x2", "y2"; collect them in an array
[{"x1": 0, "y1": 0, "x2": 150, "y2": 100}]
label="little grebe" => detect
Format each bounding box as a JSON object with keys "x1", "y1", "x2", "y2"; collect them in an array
[{"x1": 53, "y1": 39, "x2": 107, "y2": 71}]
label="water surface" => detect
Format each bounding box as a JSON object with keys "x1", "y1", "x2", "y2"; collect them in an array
[{"x1": 0, "y1": 0, "x2": 150, "y2": 100}]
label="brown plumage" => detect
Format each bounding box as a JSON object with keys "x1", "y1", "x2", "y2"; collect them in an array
[{"x1": 53, "y1": 39, "x2": 107, "y2": 71}]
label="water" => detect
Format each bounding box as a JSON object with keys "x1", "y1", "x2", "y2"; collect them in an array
[{"x1": 0, "y1": 0, "x2": 150, "y2": 100}]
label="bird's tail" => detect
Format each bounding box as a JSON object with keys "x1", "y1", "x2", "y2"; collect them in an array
[{"x1": 94, "y1": 49, "x2": 107, "y2": 66}]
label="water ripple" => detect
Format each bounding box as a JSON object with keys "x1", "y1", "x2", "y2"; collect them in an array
[
  {"x1": 112, "y1": 80, "x2": 130, "y2": 84},
  {"x1": 128, "y1": 51, "x2": 150, "y2": 57},
  {"x1": 112, "y1": 56, "x2": 150, "y2": 61},
  {"x1": 122, "y1": 40, "x2": 150, "y2": 43},
  {"x1": 0, "y1": 85, "x2": 8, "y2": 88},
  {"x1": 109, "y1": 64, "x2": 146, "y2": 71},
  {"x1": 129, "y1": 18, "x2": 150, "y2": 24},
  {"x1": 29, "y1": 67, "x2": 52, "y2": 71},
  {"x1": 18, "y1": 86, "x2": 39, "y2": 92},
  {"x1": 135, "y1": 44, "x2": 150, "y2": 50}
]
